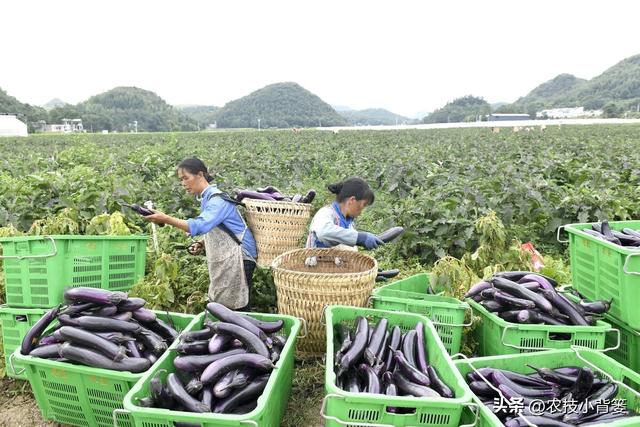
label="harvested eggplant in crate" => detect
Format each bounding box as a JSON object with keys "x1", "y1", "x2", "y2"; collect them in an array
[
  {"x1": 323, "y1": 305, "x2": 475, "y2": 427},
  {"x1": 121, "y1": 303, "x2": 301, "y2": 427}
]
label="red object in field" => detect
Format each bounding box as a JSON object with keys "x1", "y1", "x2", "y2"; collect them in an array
[{"x1": 522, "y1": 242, "x2": 544, "y2": 271}]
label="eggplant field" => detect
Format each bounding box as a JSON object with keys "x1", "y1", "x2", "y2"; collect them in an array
[{"x1": 2, "y1": 124, "x2": 640, "y2": 426}]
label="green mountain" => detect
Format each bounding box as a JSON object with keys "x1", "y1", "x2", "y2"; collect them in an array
[
  {"x1": 42, "y1": 98, "x2": 68, "y2": 111},
  {"x1": 500, "y1": 54, "x2": 640, "y2": 115},
  {"x1": 339, "y1": 108, "x2": 413, "y2": 126},
  {"x1": 423, "y1": 95, "x2": 491, "y2": 124},
  {"x1": 215, "y1": 82, "x2": 348, "y2": 128},
  {"x1": 176, "y1": 105, "x2": 220, "y2": 128},
  {"x1": 0, "y1": 88, "x2": 48, "y2": 127},
  {"x1": 50, "y1": 87, "x2": 198, "y2": 132}
]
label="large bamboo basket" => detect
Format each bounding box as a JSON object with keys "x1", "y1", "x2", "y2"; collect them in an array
[
  {"x1": 271, "y1": 248, "x2": 378, "y2": 355},
  {"x1": 243, "y1": 199, "x2": 312, "y2": 268}
]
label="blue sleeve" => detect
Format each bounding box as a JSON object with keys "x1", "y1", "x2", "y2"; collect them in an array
[{"x1": 187, "y1": 197, "x2": 235, "y2": 236}]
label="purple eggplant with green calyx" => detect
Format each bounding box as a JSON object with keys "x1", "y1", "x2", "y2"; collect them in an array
[
  {"x1": 364, "y1": 317, "x2": 388, "y2": 366},
  {"x1": 206, "y1": 302, "x2": 270, "y2": 345},
  {"x1": 176, "y1": 340, "x2": 210, "y2": 355},
  {"x1": 393, "y1": 350, "x2": 430, "y2": 386},
  {"x1": 213, "y1": 374, "x2": 270, "y2": 413},
  {"x1": 166, "y1": 373, "x2": 210, "y2": 413},
  {"x1": 174, "y1": 349, "x2": 246, "y2": 373},
  {"x1": 21, "y1": 306, "x2": 61, "y2": 355},
  {"x1": 146, "y1": 317, "x2": 179, "y2": 341},
  {"x1": 64, "y1": 287, "x2": 128, "y2": 305},
  {"x1": 200, "y1": 353, "x2": 274, "y2": 385},
  {"x1": 392, "y1": 370, "x2": 440, "y2": 397},
  {"x1": 136, "y1": 327, "x2": 167, "y2": 356},
  {"x1": 209, "y1": 322, "x2": 270, "y2": 358}
]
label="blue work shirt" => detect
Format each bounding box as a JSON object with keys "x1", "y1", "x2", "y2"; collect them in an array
[
  {"x1": 309, "y1": 201, "x2": 357, "y2": 248},
  {"x1": 187, "y1": 185, "x2": 258, "y2": 260}
]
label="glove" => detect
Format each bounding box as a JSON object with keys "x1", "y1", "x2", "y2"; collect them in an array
[
  {"x1": 356, "y1": 232, "x2": 384, "y2": 250},
  {"x1": 187, "y1": 240, "x2": 204, "y2": 255}
]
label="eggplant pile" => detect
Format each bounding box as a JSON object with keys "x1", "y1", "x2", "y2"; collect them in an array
[
  {"x1": 581, "y1": 221, "x2": 640, "y2": 248},
  {"x1": 466, "y1": 365, "x2": 638, "y2": 425},
  {"x1": 334, "y1": 317, "x2": 454, "y2": 402},
  {"x1": 135, "y1": 302, "x2": 286, "y2": 415},
  {"x1": 235, "y1": 186, "x2": 316, "y2": 204},
  {"x1": 20, "y1": 287, "x2": 179, "y2": 373},
  {"x1": 465, "y1": 272, "x2": 612, "y2": 326}
]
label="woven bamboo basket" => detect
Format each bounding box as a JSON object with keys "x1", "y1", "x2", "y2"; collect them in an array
[
  {"x1": 243, "y1": 199, "x2": 312, "y2": 268},
  {"x1": 271, "y1": 248, "x2": 378, "y2": 355}
]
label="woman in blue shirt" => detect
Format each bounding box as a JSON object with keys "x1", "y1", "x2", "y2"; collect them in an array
[
  {"x1": 306, "y1": 177, "x2": 384, "y2": 250},
  {"x1": 144, "y1": 157, "x2": 257, "y2": 311}
]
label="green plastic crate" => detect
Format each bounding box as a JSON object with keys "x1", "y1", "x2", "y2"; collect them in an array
[
  {"x1": 370, "y1": 273, "x2": 471, "y2": 355},
  {"x1": 121, "y1": 311, "x2": 301, "y2": 427},
  {"x1": 0, "y1": 305, "x2": 48, "y2": 379},
  {"x1": 560, "y1": 285, "x2": 640, "y2": 375},
  {"x1": 323, "y1": 305, "x2": 476, "y2": 427},
  {"x1": 12, "y1": 311, "x2": 194, "y2": 427},
  {"x1": 454, "y1": 348, "x2": 640, "y2": 426},
  {"x1": 0, "y1": 235, "x2": 148, "y2": 308},
  {"x1": 468, "y1": 298, "x2": 614, "y2": 356},
  {"x1": 562, "y1": 220, "x2": 640, "y2": 330}
]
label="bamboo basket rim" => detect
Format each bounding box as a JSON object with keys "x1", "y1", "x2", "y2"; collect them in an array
[
  {"x1": 243, "y1": 198, "x2": 314, "y2": 211},
  {"x1": 271, "y1": 248, "x2": 378, "y2": 277}
]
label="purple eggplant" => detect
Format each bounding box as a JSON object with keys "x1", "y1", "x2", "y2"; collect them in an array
[
  {"x1": 146, "y1": 318, "x2": 179, "y2": 341},
  {"x1": 496, "y1": 271, "x2": 558, "y2": 288},
  {"x1": 364, "y1": 318, "x2": 388, "y2": 366},
  {"x1": 125, "y1": 340, "x2": 142, "y2": 358},
  {"x1": 214, "y1": 369, "x2": 251, "y2": 398},
  {"x1": 490, "y1": 370, "x2": 557, "y2": 398},
  {"x1": 518, "y1": 274, "x2": 556, "y2": 292},
  {"x1": 166, "y1": 373, "x2": 210, "y2": 413},
  {"x1": 177, "y1": 340, "x2": 210, "y2": 355},
  {"x1": 174, "y1": 349, "x2": 246, "y2": 373},
  {"x1": 213, "y1": 370, "x2": 237, "y2": 399},
  {"x1": 358, "y1": 363, "x2": 381, "y2": 394},
  {"x1": 62, "y1": 302, "x2": 98, "y2": 315},
  {"x1": 132, "y1": 308, "x2": 157, "y2": 323},
  {"x1": 401, "y1": 330, "x2": 417, "y2": 368},
  {"x1": 480, "y1": 299, "x2": 509, "y2": 312},
  {"x1": 377, "y1": 226, "x2": 404, "y2": 243},
  {"x1": 213, "y1": 374, "x2": 269, "y2": 413},
  {"x1": 208, "y1": 334, "x2": 232, "y2": 354},
  {"x1": 392, "y1": 370, "x2": 440, "y2": 397},
  {"x1": 235, "y1": 190, "x2": 277, "y2": 202},
  {"x1": 184, "y1": 377, "x2": 204, "y2": 396},
  {"x1": 491, "y1": 277, "x2": 554, "y2": 314},
  {"x1": 579, "y1": 299, "x2": 612, "y2": 314},
  {"x1": 494, "y1": 291, "x2": 537, "y2": 309},
  {"x1": 200, "y1": 353, "x2": 274, "y2": 385},
  {"x1": 112, "y1": 311, "x2": 133, "y2": 322},
  {"x1": 182, "y1": 325, "x2": 215, "y2": 343},
  {"x1": 383, "y1": 326, "x2": 402, "y2": 373},
  {"x1": 242, "y1": 315, "x2": 284, "y2": 334},
  {"x1": 117, "y1": 297, "x2": 146, "y2": 312},
  {"x1": 414, "y1": 322, "x2": 429, "y2": 374},
  {"x1": 69, "y1": 316, "x2": 141, "y2": 333},
  {"x1": 541, "y1": 290, "x2": 589, "y2": 326},
  {"x1": 94, "y1": 332, "x2": 135, "y2": 344},
  {"x1": 427, "y1": 365, "x2": 453, "y2": 398},
  {"x1": 89, "y1": 305, "x2": 118, "y2": 317},
  {"x1": 21, "y1": 306, "x2": 60, "y2": 355},
  {"x1": 64, "y1": 287, "x2": 128, "y2": 305},
  {"x1": 504, "y1": 417, "x2": 574, "y2": 427},
  {"x1": 57, "y1": 326, "x2": 127, "y2": 361},
  {"x1": 136, "y1": 327, "x2": 167, "y2": 356},
  {"x1": 393, "y1": 350, "x2": 431, "y2": 386},
  {"x1": 38, "y1": 335, "x2": 61, "y2": 346},
  {"x1": 206, "y1": 303, "x2": 270, "y2": 345},
  {"x1": 29, "y1": 344, "x2": 62, "y2": 359},
  {"x1": 338, "y1": 316, "x2": 368, "y2": 376},
  {"x1": 59, "y1": 342, "x2": 151, "y2": 372},
  {"x1": 464, "y1": 281, "x2": 491, "y2": 298},
  {"x1": 209, "y1": 322, "x2": 269, "y2": 358}
]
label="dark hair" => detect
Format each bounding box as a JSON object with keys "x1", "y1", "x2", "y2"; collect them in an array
[
  {"x1": 177, "y1": 157, "x2": 214, "y2": 183},
  {"x1": 328, "y1": 177, "x2": 375, "y2": 205}
]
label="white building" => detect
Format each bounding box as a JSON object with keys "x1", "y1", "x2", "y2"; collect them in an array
[
  {"x1": 537, "y1": 107, "x2": 603, "y2": 119},
  {"x1": 0, "y1": 114, "x2": 28, "y2": 137},
  {"x1": 44, "y1": 118, "x2": 84, "y2": 133}
]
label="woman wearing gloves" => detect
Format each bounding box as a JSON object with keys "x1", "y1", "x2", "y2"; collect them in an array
[
  {"x1": 143, "y1": 157, "x2": 257, "y2": 311},
  {"x1": 306, "y1": 177, "x2": 384, "y2": 250}
]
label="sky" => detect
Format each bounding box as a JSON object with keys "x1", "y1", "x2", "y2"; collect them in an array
[{"x1": 1, "y1": 0, "x2": 639, "y2": 118}]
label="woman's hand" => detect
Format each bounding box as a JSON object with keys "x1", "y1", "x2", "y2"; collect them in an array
[
  {"x1": 187, "y1": 240, "x2": 204, "y2": 255},
  {"x1": 144, "y1": 209, "x2": 172, "y2": 225}
]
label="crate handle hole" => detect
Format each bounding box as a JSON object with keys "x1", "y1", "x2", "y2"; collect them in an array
[
  {"x1": 387, "y1": 406, "x2": 416, "y2": 415},
  {"x1": 548, "y1": 332, "x2": 573, "y2": 341}
]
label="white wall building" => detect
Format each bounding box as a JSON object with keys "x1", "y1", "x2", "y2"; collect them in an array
[
  {"x1": 0, "y1": 114, "x2": 28, "y2": 137},
  {"x1": 44, "y1": 118, "x2": 84, "y2": 133},
  {"x1": 537, "y1": 107, "x2": 603, "y2": 119}
]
